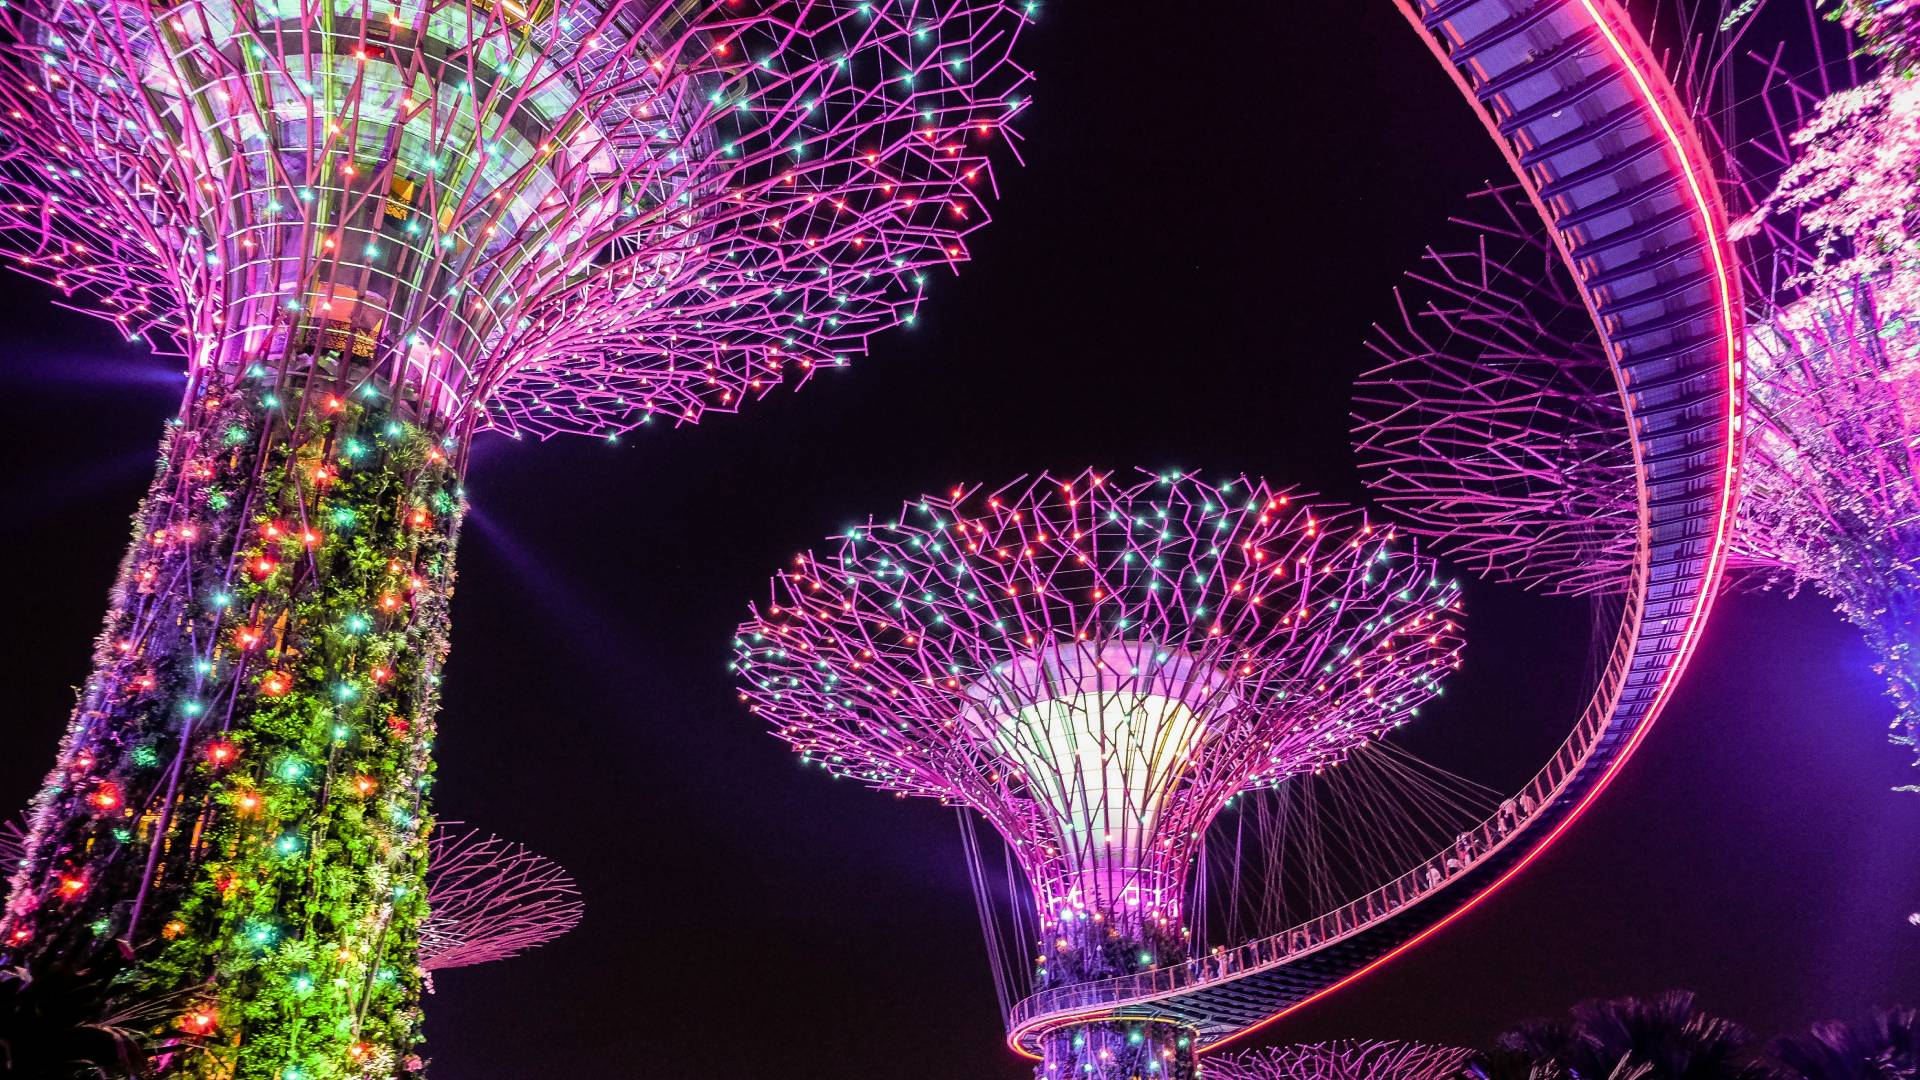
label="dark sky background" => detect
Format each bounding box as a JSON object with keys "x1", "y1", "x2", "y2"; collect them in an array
[{"x1": 3, "y1": 1, "x2": 1919, "y2": 1076}]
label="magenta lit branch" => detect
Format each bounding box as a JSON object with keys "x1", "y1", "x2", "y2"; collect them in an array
[
  {"x1": 1353, "y1": 185, "x2": 1636, "y2": 598},
  {"x1": 0, "y1": 0, "x2": 1032, "y2": 440},
  {"x1": 734, "y1": 469, "x2": 1465, "y2": 1079},
  {"x1": 419, "y1": 825, "x2": 582, "y2": 973},
  {"x1": 1356, "y1": 48, "x2": 1920, "y2": 774},
  {"x1": 0, "y1": 0, "x2": 1034, "y2": 1072},
  {"x1": 0, "y1": 819, "x2": 23, "y2": 880}
]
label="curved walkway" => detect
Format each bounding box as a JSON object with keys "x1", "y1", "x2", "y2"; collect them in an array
[{"x1": 1007, "y1": 0, "x2": 1744, "y2": 1056}]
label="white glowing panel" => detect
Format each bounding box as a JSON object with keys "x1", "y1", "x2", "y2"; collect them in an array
[{"x1": 991, "y1": 691, "x2": 1207, "y2": 919}]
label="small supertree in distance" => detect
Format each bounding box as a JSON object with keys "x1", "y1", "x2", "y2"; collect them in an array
[
  {"x1": 734, "y1": 468, "x2": 1465, "y2": 1079},
  {"x1": 0, "y1": 0, "x2": 1034, "y2": 1072},
  {"x1": 1202, "y1": 1040, "x2": 1472, "y2": 1080},
  {"x1": 418, "y1": 824, "x2": 582, "y2": 975}
]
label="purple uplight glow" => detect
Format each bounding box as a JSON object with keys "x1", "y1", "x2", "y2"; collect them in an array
[{"x1": 733, "y1": 468, "x2": 1465, "y2": 1078}]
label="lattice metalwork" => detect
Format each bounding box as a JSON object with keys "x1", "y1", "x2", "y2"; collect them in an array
[
  {"x1": 0, "y1": 0, "x2": 1033, "y2": 440},
  {"x1": 1354, "y1": 185, "x2": 1635, "y2": 597}
]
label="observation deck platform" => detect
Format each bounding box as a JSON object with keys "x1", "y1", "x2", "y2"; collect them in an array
[{"x1": 1006, "y1": 0, "x2": 1743, "y2": 1055}]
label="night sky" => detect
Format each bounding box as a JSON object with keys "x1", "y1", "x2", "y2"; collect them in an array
[{"x1": 3, "y1": 1, "x2": 1919, "y2": 1076}]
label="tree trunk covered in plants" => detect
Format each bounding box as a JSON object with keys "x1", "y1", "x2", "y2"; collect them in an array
[
  {"x1": 1032, "y1": 907, "x2": 1199, "y2": 1079},
  {"x1": 0, "y1": 377, "x2": 462, "y2": 1078},
  {"x1": 1038, "y1": 1018, "x2": 1198, "y2": 1080}
]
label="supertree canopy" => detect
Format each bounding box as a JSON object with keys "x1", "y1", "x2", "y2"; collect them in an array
[
  {"x1": 0, "y1": 0, "x2": 1032, "y2": 1072},
  {"x1": 734, "y1": 469, "x2": 1465, "y2": 1079},
  {"x1": 1738, "y1": 278, "x2": 1920, "y2": 770},
  {"x1": 0, "y1": 0, "x2": 1030, "y2": 439},
  {"x1": 1201, "y1": 1040, "x2": 1471, "y2": 1080},
  {"x1": 1353, "y1": 185, "x2": 1635, "y2": 598},
  {"x1": 1354, "y1": 24, "x2": 1920, "y2": 776}
]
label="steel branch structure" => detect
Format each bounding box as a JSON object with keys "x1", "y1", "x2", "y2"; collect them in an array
[
  {"x1": 0, "y1": 0, "x2": 1032, "y2": 441},
  {"x1": 0, "y1": 0, "x2": 1033, "y2": 1072},
  {"x1": 419, "y1": 824, "x2": 581, "y2": 972},
  {"x1": 735, "y1": 469, "x2": 1465, "y2": 1079},
  {"x1": 1358, "y1": 43, "x2": 1920, "y2": 769},
  {"x1": 1202, "y1": 1040, "x2": 1471, "y2": 1080},
  {"x1": 1355, "y1": 186, "x2": 1637, "y2": 597},
  {"x1": 0, "y1": 819, "x2": 24, "y2": 880}
]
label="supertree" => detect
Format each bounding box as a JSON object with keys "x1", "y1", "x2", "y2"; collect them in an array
[
  {"x1": 0, "y1": 0, "x2": 1033, "y2": 1071},
  {"x1": 733, "y1": 468, "x2": 1466, "y2": 1079},
  {"x1": 417, "y1": 824, "x2": 582, "y2": 974},
  {"x1": 1201, "y1": 1040, "x2": 1471, "y2": 1080},
  {"x1": 1355, "y1": 44, "x2": 1920, "y2": 775}
]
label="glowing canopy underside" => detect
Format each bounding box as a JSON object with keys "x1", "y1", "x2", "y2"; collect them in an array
[
  {"x1": 0, "y1": 0, "x2": 1033, "y2": 438},
  {"x1": 736, "y1": 469, "x2": 1465, "y2": 925},
  {"x1": 970, "y1": 643, "x2": 1218, "y2": 921}
]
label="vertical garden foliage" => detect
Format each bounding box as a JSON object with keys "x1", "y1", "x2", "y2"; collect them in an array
[{"x1": 1, "y1": 380, "x2": 462, "y2": 1078}]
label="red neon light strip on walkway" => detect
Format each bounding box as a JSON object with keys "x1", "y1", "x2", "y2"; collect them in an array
[{"x1": 1197, "y1": 0, "x2": 1744, "y2": 1052}]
